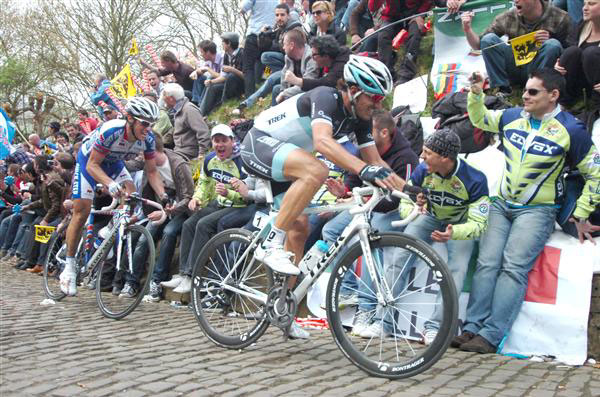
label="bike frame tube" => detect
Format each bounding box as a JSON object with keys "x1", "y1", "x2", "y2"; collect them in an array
[{"x1": 218, "y1": 186, "x2": 416, "y2": 308}]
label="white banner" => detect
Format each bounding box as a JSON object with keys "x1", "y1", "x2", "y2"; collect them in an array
[
  {"x1": 502, "y1": 232, "x2": 598, "y2": 365},
  {"x1": 307, "y1": 232, "x2": 599, "y2": 364}
]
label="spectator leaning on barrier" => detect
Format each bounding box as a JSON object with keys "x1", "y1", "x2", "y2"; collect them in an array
[
  {"x1": 161, "y1": 124, "x2": 247, "y2": 294},
  {"x1": 554, "y1": 0, "x2": 600, "y2": 109},
  {"x1": 199, "y1": 32, "x2": 245, "y2": 117},
  {"x1": 462, "y1": 0, "x2": 572, "y2": 96},
  {"x1": 273, "y1": 29, "x2": 319, "y2": 104},
  {"x1": 160, "y1": 83, "x2": 210, "y2": 162},
  {"x1": 451, "y1": 68, "x2": 600, "y2": 354}
]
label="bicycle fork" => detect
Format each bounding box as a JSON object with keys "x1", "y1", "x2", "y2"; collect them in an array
[
  {"x1": 357, "y1": 224, "x2": 395, "y2": 307},
  {"x1": 115, "y1": 221, "x2": 134, "y2": 274}
]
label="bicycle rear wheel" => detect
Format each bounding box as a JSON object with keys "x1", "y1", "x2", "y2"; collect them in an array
[
  {"x1": 326, "y1": 232, "x2": 458, "y2": 379},
  {"x1": 191, "y1": 228, "x2": 272, "y2": 349},
  {"x1": 42, "y1": 232, "x2": 66, "y2": 301},
  {"x1": 95, "y1": 224, "x2": 155, "y2": 320}
]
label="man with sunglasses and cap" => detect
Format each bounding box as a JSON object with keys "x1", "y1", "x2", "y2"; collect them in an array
[
  {"x1": 452, "y1": 68, "x2": 600, "y2": 354},
  {"x1": 240, "y1": 54, "x2": 405, "y2": 278},
  {"x1": 59, "y1": 96, "x2": 168, "y2": 297}
]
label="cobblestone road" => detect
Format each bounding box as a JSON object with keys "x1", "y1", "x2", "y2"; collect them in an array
[{"x1": 1, "y1": 262, "x2": 599, "y2": 397}]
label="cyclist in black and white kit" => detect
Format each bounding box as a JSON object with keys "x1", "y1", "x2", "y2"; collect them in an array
[{"x1": 241, "y1": 55, "x2": 406, "y2": 276}]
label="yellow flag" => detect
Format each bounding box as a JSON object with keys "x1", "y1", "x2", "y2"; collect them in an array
[
  {"x1": 129, "y1": 38, "x2": 139, "y2": 56},
  {"x1": 110, "y1": 63, "x2": 138, "y2": 99},
  {"x1": 34, "y1": 225, "x2": 56, "y2": 243},
  {"x1": 511, "y1": 31, "x2": 540, "y2": 66}
]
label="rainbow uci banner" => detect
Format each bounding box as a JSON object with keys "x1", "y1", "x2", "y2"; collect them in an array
[{"x1": 431, "y1": 0, "x2": 511, "y2": 99}]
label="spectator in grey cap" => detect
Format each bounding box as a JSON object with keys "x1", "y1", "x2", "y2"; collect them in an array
[
  {"x1": 198, "y1": 32, "x2": 245, "y2": 116},
  {"x1": 353, "y1": 127, "x2": 491, "y2": 342}
]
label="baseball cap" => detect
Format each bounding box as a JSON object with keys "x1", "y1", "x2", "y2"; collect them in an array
[{"x1": 211, "y1": 124, "x2": 235, "y2": 138}]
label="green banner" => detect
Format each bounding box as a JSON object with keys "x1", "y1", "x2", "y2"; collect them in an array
[{"x1": 433, "y1": 0, "x2": 512, "y2": 37}]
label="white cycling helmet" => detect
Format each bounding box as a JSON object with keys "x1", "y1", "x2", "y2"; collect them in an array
[
  {"x1": 343, "y1": 55, "x2": 393, "y2": 97},
  {"x1": 125, "y1": 97, "x2": 159, "y2": 122}
]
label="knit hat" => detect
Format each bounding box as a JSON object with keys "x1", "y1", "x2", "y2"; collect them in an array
[{"x1": 424, "y1": 128, "x2": 461, "y2": 159}]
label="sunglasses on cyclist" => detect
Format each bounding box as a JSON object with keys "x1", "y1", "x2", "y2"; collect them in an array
[
  {"x1": 134, "y1": 117, "x2": 155, "y2": 128},
  {"x1": 313, "y1": 9, "x2": 326, "y2": 15},
  {"x1": 363, "y1": 92, "x2": 385, "y2": 104},
  {"x1": 523, "y1": 88, "x2": 548, "y2": 96}
]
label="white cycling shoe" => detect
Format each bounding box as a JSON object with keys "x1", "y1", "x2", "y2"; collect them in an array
[
  {"x1": 160, "y1": 274, "x2": 183, "y2": 289},
  {"x1": 254, "y1": 245, "x2": 299, "y2": 276},
  {"x1": 59, "y1": 268, "x2": 78, "y2": 296},
  {"x1": 173, "y1": 276, "x2": 192, "y2": 294}
]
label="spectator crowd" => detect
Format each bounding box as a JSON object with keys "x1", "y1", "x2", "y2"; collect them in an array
[{"x1": 1, "y1": 0, "x2": 599, "y2": 353}]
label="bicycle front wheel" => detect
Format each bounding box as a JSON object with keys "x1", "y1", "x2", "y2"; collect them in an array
[
  {"x1": 96, "y1": 224, "x2": 155, "y2": 320},
  {"x1": 191, "y1": 228, "x2": 272, "y2": 349},
  {"x1": 326, "y1": 232, "x2": 458, "y2": 379},
  {"x1": 42, "y1": 232, "x2": 66, "y2": 301}
]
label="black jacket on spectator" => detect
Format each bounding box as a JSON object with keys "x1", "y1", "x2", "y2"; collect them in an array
[
  {"x1": 302, "y1": 46, "x2": 351, "y2": 91},
  {"x1": 346, "y1": 128, "x2": 419, "y2": 212},
  {"x1": 259, "y1": 19, "x2": 304, "y2": 53},
  {"x1": 309, "y1": 22, "x2": 347, "y2": 46}
]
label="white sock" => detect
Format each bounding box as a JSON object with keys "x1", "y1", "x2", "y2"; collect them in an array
[
  {"x1": 65, "y1": 256, "x2": 76, "y2": 273},
  {"x1": 264, "y1": 225, "x2": 286, "y2": 248}
]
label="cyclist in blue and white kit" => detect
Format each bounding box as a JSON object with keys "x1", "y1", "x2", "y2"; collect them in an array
[
  {"x1": 240, "y1": 55, "x2": 406, "y2": 275},
  {"x1": 60, "y1": 97, "x2": 168, "y2": 296}
]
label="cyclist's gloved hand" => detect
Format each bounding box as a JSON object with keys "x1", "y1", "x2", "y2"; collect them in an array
[
  {"x1": 108, "y1": 182, "x2": 122, "y2": 197},
  {"x1": 4, "y1": 176, "x2": 15, "y2": 186},
  {"x1": 359, "y1": 165, "x2": 392, "y2": 184}
]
